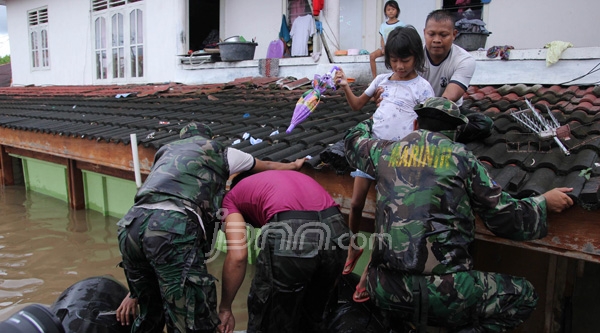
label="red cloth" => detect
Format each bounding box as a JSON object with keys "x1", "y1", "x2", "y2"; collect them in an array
[
  {"x1": 313, "y1": 0, "x2": 324, "y2": 16},
  {"x1": 222, "y1": 170, "x2": 338, "y2": 227}
]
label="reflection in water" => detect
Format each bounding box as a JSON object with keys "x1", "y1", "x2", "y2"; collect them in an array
[{"x1": 0, "y1": 186, "x2": 251, "y2": 330}]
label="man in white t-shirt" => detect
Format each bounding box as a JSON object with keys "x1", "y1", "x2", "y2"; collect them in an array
[
  {"x1": 420, "y1": 9, "x2": 492, "y2": 143},
  {"x1": 375, "y1": 9, "x2": 492, "y2": 143}
]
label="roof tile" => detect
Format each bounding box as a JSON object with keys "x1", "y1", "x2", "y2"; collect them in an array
[{"x1": 1, "y1": 80, "x2": 600, "y2": 209}]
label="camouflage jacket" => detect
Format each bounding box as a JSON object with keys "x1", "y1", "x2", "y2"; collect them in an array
[
  {"x1": 344, "y1": 120, "x2": 548, "y2": 275},
  {"x1": 134, "y1": 135, "x2": 230, "y2": 223}
]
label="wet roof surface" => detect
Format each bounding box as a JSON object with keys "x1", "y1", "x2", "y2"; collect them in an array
[{"x1": 0, "y1": 79, "x2": 599, "y2": 209}]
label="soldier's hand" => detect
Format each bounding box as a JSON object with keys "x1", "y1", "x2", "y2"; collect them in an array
[
  {"x1": 543, "y1": 187, "x2": 574, "y2": 213},
  {"x1": 116, "y1": 293, "x2": 138, "y2": 326}
]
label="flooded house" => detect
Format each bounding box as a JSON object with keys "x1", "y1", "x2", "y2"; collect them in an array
[{"x1": 1, "y1": 0, "x2": 600, "y2": 331}]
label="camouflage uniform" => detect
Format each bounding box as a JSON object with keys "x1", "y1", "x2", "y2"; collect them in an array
[
  {"x1": 343, "y1": 99, "x2": 548, "y2": 332},
  {"x1": 118, "y1": 124, "x2": 230, "y2": 333}
]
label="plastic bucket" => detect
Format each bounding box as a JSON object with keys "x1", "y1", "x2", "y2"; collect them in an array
[
  {"x1": 217, "y1": 42, "x2": 258, "y2": 61},
  {"x1": 454, "y1": 32, "x2": 490, "y2": 51}
]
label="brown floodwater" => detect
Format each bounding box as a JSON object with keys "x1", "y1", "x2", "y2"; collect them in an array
[{"x1": 0, "y1": 185, "x2": 252, "y2": 331}]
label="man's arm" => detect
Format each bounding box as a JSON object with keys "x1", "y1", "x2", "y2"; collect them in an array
[
  {"x1": 227, "y1": 147, "x2": 305, "y2": 176},
  {"x1": 218, "y1": 213, "x2": 249, "y2": 333},
  {"x1": 468, "y1": 155, "x2": 573, "y2": 240},
  {"x1": 441, "y1": 83, "x2": 468, "y2": 103},
  {"x1": 252, "y1": 157, "x2": 305, "y2": 172},
  {"x1": 344, "y1": 119, "x2": 380, "y2": 178}
]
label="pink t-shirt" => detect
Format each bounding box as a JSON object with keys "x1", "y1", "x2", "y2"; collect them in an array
[{"x1": 222, "y1": 170, "x2": 338, "y2": 227}]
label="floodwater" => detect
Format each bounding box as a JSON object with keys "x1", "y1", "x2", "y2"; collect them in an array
[{"x1": 0, "y1": 185, "x2": 252, "y2": 331}]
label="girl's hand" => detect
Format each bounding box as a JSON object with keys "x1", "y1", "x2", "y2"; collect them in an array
[
  {"x1": 335, "y1": 68, "x2": 348, "y2": 87},
  {"x1": 218, "y1": 309, "x2": 235, "y2": 333}
]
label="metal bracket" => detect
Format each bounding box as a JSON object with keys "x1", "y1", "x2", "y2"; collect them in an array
[{"x1": 510, "y1": 99, "x2": 570, "y2": 156}]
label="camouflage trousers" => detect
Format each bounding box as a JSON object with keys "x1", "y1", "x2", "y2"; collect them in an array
[
  {"x1": 118, "y1": 207, "x2": 219, "y2": 333},
  {"x1": 247, "y1": 210, "x2": 350, "y2": 333},
  {"x1": 367, "y1": 265, "x2": 537, "y2": 332}
]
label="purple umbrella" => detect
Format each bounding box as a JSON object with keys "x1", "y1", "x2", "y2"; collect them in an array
[{"x1": 286, "y1": 66, "x2": 339, "y2": 133}]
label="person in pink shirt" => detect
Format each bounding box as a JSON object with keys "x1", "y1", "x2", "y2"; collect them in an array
[{"x1": 217, "y1": 170, "x2": 349, "y2": 333}]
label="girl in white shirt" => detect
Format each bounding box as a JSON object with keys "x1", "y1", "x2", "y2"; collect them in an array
[{"x1": 336, "y1": 25, "x2": 434, "y2": 303}]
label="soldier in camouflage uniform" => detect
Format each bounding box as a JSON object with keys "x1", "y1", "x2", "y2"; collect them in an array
[
  {"x1": 344, "y1": 97, "x2": 573, "y2": 332},
  {"x1": 116, "y1": 122, "x2": 305, "y2": 333}
]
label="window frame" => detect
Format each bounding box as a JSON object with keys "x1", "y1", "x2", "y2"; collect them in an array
[
  {"x1": 286, "y1": 0, "x2": 316, "y2": 57},
  {"x1": 442, "y1": 0, "x2": 485, "y2": 22},
  {"x1": 28, "y1": 6, "x2": 50, "y2": 71},
  {"x1": 91, "y1": 0, "x2": 145, "y2": 83}
]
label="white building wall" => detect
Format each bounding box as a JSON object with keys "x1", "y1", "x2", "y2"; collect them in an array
[
  {"x1": 7, "y1": 0, "x2": 93, "y2": 86},
  {"x1": 485, "y1": 0, "x2": 599, "y2": 49},
  {"x1": 5, "y1": 0, "x2": 600, "y2": 87},
  {"x1": 143, "y1": 0, "x2": 186, "y2": 84},
  {"x1": 376, "y1": 0, "x2": 600, "y2": 50},
  {"x1": 394, "y1": 0, "x2": 437, "y2": 38}
]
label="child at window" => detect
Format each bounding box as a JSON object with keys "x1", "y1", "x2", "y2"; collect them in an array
[{"x1": 370, "y1": 1, "x2": 405, "y2": 78}]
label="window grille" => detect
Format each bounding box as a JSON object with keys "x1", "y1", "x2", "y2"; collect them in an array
[{"x1": 92, "y1": 0, "x2": 144, "y2": 12}]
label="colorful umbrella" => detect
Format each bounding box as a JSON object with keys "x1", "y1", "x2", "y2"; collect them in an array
[{"x1": 286, "y1": 66, "x2": 340, "y2": 133}]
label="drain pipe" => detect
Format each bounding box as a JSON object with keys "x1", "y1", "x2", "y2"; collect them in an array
[{"x1": 130, "y1": 133, "x2": 142, "y2": 188}]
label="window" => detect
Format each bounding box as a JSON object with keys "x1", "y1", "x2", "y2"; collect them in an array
[
  {"x1": 28, "y1": 7, "x2": 50, "y2": 69},
  {"x1": 94, "y1": 17, "x2": 107, "y2": 79},
  {"x1": 111, "y1": 13, "x2": 125, "y2": 78},
  {"x1": 92, "y1": 0, "x2": 144, "y2": 81},
  {"x1": 129, "y1": 9, "x2": 143, "y2": 77},
  {"x1": 442, "y1": 0, "x2": 484, "y2": 22},
  {"x1": 288, "y1": 0, "x2": 311, "y2": 25},
  {"x1": 287, "y1": 0, "x2": 315, "y2": 56}
]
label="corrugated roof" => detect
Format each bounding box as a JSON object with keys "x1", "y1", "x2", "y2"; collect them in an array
[{"x1": 0, "y1": 79, "x2": 599, "y2": 209}]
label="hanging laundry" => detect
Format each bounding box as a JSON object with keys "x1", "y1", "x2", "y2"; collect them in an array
[
  {"x1": 290, "y1": 14, "x2": 316, "y2": 57},
  {"x1": 486, "y1": 45, "x2": 514, "y2": 60},
  {"x1": 279, "y1": 14, "x2": 291, "y2": 43},
  {"x1": 544, "y1": 41, "x2": 573, "y2": 67},
  {"x1": 455, "y1": 18, "x2": 489, "y2": 34},
  {"x1": 313, "y1": 0, "x2": 324, "y2": 16}
]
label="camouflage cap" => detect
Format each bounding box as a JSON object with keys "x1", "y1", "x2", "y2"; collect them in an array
[
  {"x1": 179, "y1": 122, "x2": 214, "y2": 139},
  {"x1": 414, "y1": 97, "x2": 468, "y2": 126}
]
